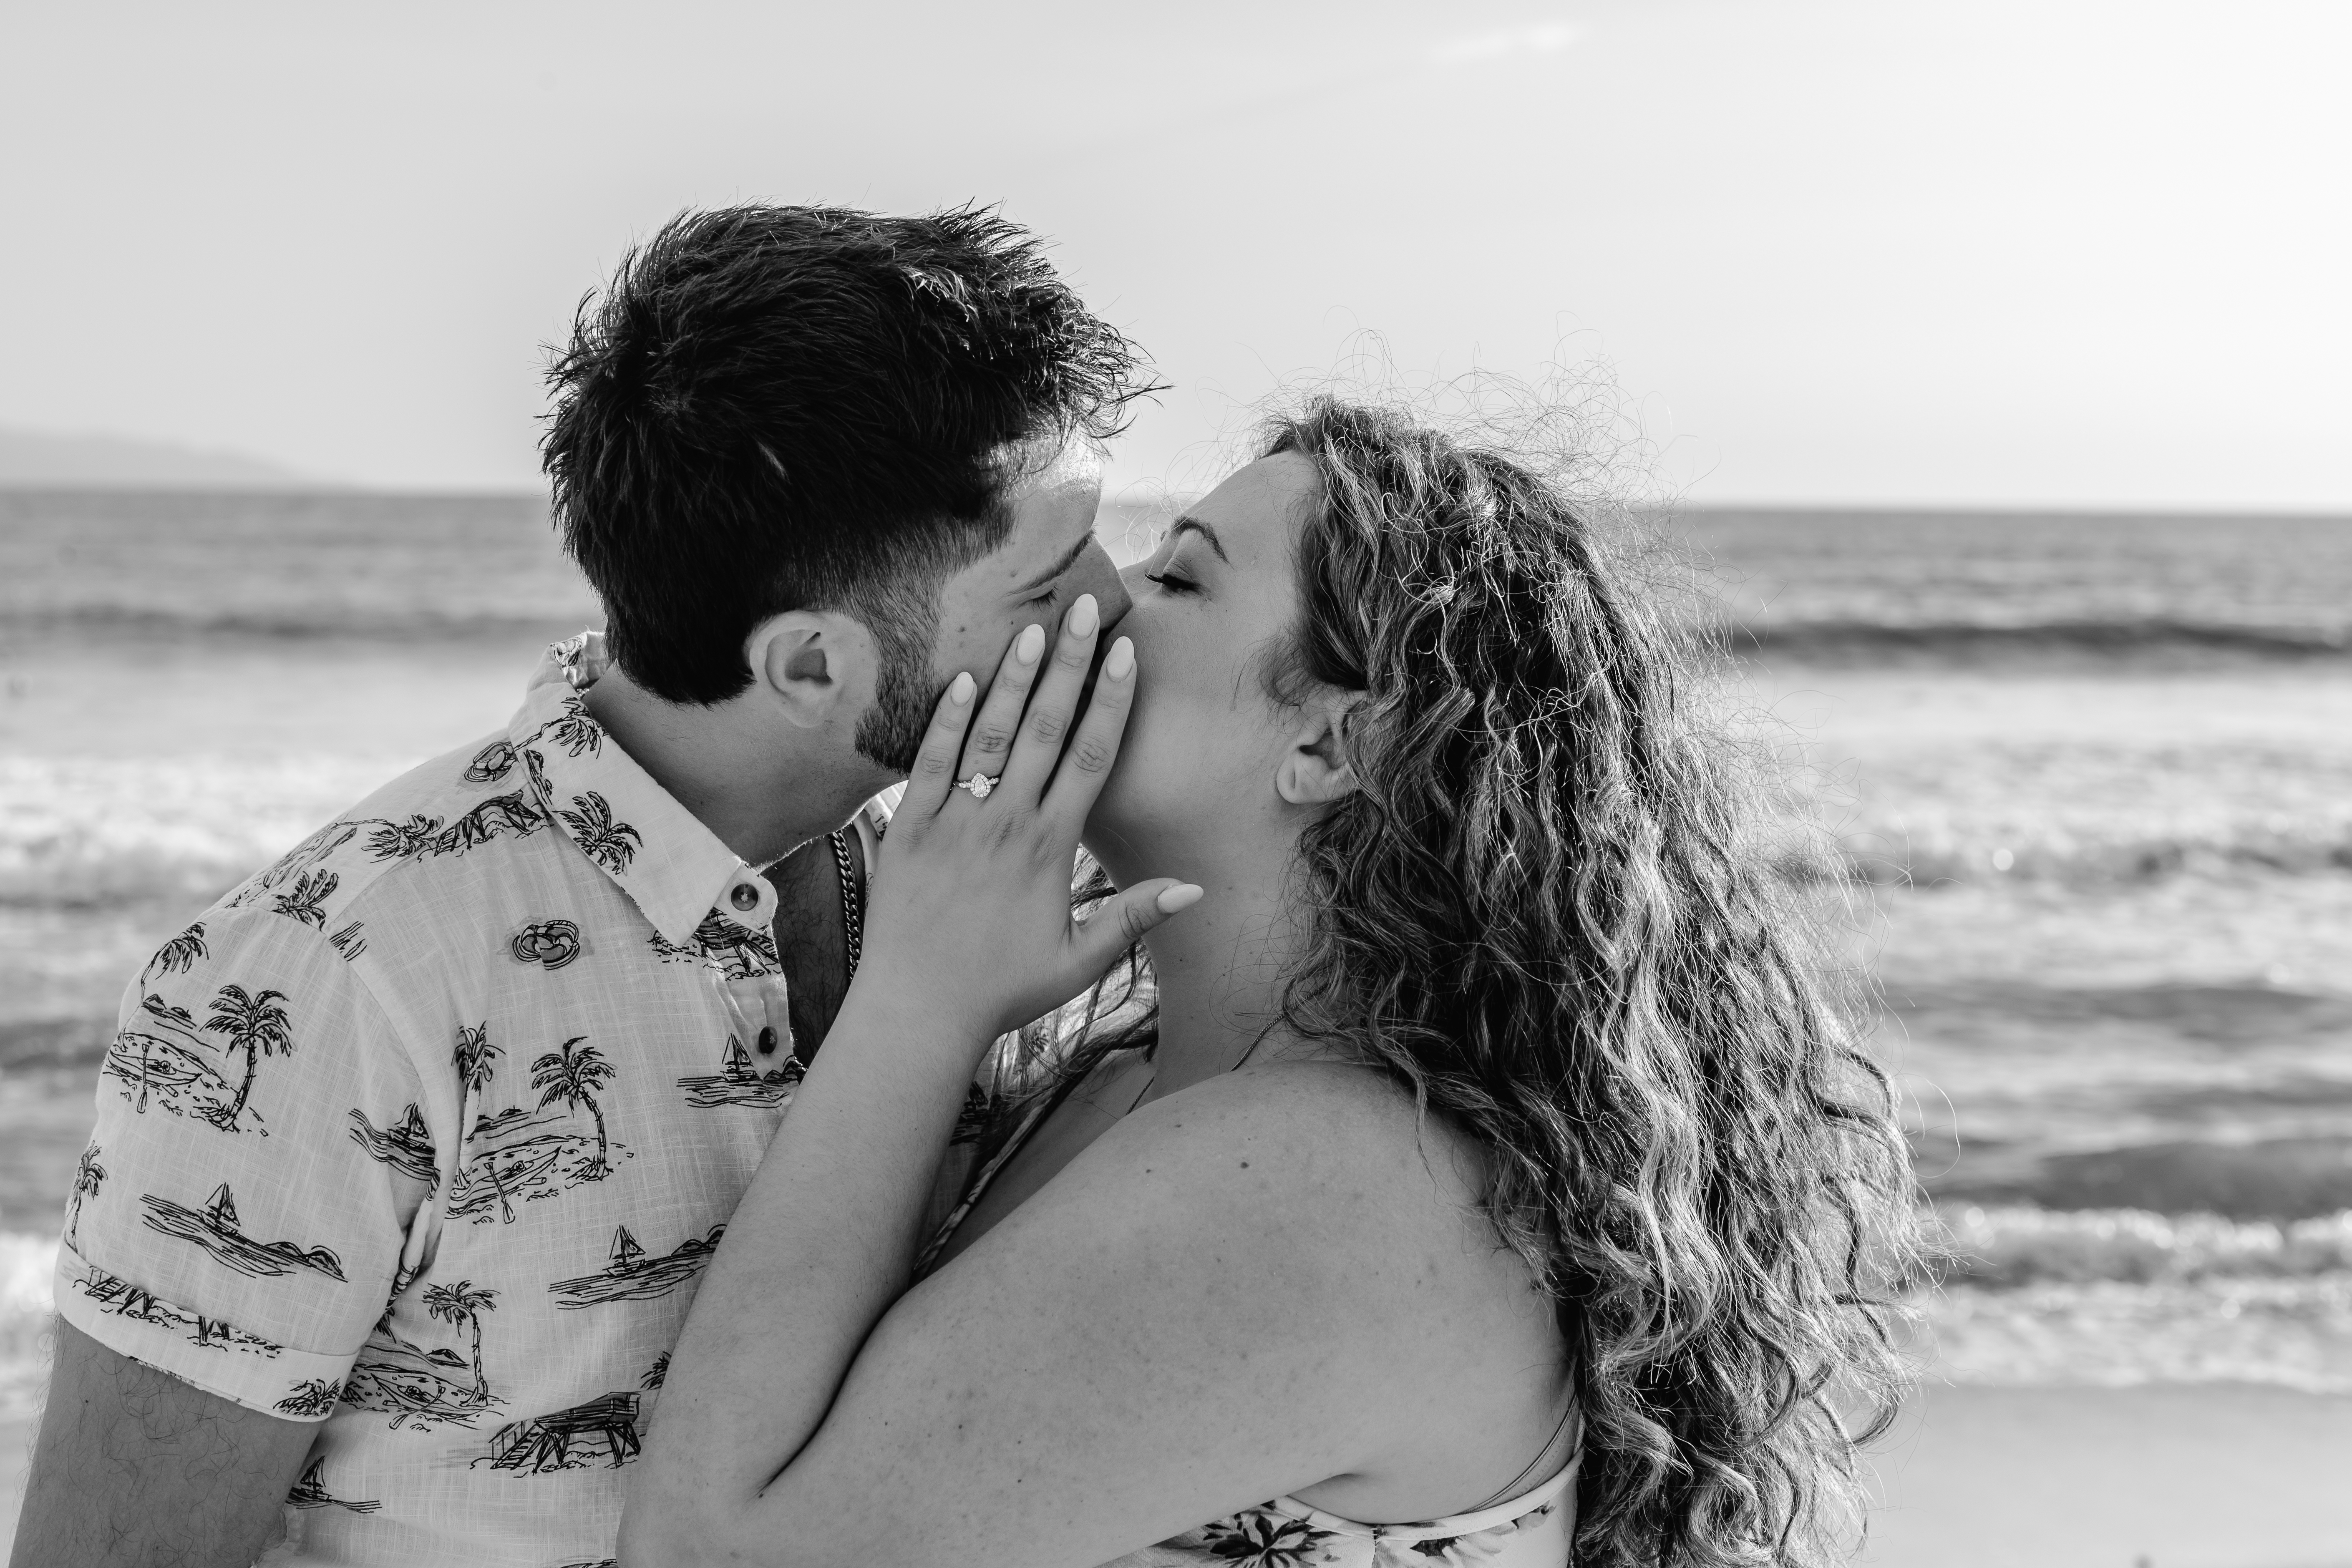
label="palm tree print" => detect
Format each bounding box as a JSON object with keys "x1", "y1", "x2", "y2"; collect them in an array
[
  {"x1": 141, "y1": 924, "x2": 208, "y2": 984},
  {"x1": 203, "y1": 984, "x2": 294, "y2": 1131},
  {"x1": 531, "y1": 1036, "x2": 616, "y2": 1178},
  {"x1": 365, "y1": 813, "x2": 446, "y2": 860},
  {"x1": 422, "y1": 1280, "x2": 499, "y2": 1407},
  {"x1": 556, "y1": 792, "x2": 642, "y2": 875},
  {"x1": 541, "y1": 696, "x2": 603, "y2": 758},
  {"x1": 67, "y1": 1143, "x2": 104, "y2": 1248},
  {"x1": 276, "y1": 1378, "x2": 344, "y2": 1419},
  {"x1": 270, "y1": 869, "x2": 338, "y2": 929},
  {"x1": 425, "y1": 793, "x2": 545, "y2": 858},
  {"x1": 454, "y1": 1021, "x2": 499, "y2": 1097}
]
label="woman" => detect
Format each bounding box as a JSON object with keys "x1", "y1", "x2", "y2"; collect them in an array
[{"x1": 621, "y1": 399, "x2": 1919, "y2": 1568}]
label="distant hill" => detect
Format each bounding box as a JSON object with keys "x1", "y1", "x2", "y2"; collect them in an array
[{"x1": 0, "y1": 425, "x2": 340, "y2": 490}]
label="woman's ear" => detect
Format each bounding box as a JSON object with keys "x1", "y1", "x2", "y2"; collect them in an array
[
  {"x1": 748, "y1": 612, "x2": 876, "y2": 731},
  {"x1": 1274, "y1": 697, "x2": 1361, "y2": 806}
]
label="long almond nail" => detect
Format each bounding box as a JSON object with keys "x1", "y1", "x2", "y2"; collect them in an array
[
  {"x1": 1015, "y1": 622, "x2": 1046, "y2": 665},
  {"x1": 1069, "y1": 593, "x2": 1099, "y2": 639},
  {"x1": 1156, "y1": 883, "x2": 1205, "y2": 914},
  {"x1": 1103, "y1": 636, "x2": 1135, "y2": 680},
  {"x1": 949, "y1": 671, "x2": 975, "y2": 705}
]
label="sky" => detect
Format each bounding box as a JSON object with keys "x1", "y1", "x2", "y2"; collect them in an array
[{"x1": 2, "y1": 0, "x2": 2345, "y2": 508}]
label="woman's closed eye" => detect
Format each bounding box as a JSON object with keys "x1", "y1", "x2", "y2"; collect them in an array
[{"x1": 1141, "y1": 540, "x2": 1203, "y2": 595}]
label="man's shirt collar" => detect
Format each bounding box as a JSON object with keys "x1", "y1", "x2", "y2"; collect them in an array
[{"x1": 493, "y1": 632, "x2": 775, "y2": 948}]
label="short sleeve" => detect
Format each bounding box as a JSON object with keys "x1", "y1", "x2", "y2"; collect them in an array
[{"x1": 54, "y1": 903, "x2": 433, "y2": 1420}]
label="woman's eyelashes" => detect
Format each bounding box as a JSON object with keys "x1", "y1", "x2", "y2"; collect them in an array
[{"x1": 1141, "y1": 544, "x2": 1201, "y2": 595}]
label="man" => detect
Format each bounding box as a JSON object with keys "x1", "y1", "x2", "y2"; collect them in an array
[{"x1": 13, "y1": 203, "x2": 1144, "y2": 1568}]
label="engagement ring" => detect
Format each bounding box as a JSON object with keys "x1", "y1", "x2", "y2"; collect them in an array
[{"x1": 955, "y1": 772, "x2": 1001, "y2": 800}]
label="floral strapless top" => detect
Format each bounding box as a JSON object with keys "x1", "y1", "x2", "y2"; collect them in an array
[
  {"x1": 923, "y1": 1068, "x2": 1581, "y2": 1568},
  {"x1": 1095, "y1": 1458, "x2": 1579, "y2": 1568}
]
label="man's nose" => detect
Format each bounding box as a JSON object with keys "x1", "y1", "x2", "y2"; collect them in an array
[
  {"x1": 1067, "y1": 544, "x2": 1136, "y2": 708},
  {"x1": 1091, "y1": 555, "x2": 1135, "y2": 637}
]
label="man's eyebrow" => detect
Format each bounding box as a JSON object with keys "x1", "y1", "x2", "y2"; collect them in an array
[
  {"x1": 1168, "y1": 516, "x2": 1229, "y2": 563},
  {"x1": 1009, "y1": 528, "x2": 1099, "y2": 597}
]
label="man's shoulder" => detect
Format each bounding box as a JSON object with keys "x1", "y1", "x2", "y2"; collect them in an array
[{"x1": 213, "y1": 730, "x2": 572, "y2": 946}]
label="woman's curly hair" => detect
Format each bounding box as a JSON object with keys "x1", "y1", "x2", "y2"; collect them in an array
[
  {"x1": 1258, "y1": 396, "x2": 1919, "y2": 1567},
  {"x1": 1002, "y1": 392, "x2": 1920, "y2": 1566}
]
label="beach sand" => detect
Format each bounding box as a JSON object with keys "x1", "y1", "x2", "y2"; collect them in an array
[
  {"x1": 6, "y1": 1387, "x2": 2352, "y2": 1567},
  {"x1": 1864, "y1": 1384, "x2": 2352, "y2": 1568}
]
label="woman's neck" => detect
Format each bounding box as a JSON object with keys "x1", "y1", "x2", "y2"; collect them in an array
[{"x1": 1135, "y1": 845, "x2": 1312, "y2": 1098}]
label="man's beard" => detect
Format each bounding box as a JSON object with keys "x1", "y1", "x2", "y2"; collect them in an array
[{"x1": 851, "y1": 602, "x2": 944, "y2": 774}]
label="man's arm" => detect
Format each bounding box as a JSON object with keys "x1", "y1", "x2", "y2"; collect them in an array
[{"x1": 12, "y1": 1319, "x2": 318, "y2": 1568}]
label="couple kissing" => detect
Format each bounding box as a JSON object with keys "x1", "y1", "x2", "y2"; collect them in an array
[{"x1": 18, "y1": 203, "x2": 1919, "y2": 1568}]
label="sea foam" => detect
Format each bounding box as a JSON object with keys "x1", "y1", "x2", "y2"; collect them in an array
[{"x1": 1, "y1": 1231, "x2": 58, "y2": 1420}]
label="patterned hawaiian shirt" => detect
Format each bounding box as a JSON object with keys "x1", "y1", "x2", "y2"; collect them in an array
[{"x1": 53, "y1": 634, "x2": 907, "y2": 1568}]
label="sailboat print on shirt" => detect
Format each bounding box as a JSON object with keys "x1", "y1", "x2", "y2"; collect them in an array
[
  {"x1": 348, "y1": 1103, "x2": 440, "y2": 1191},
  {"x1": 140, "y1": 1183, "x2": 347, "y2": 1281},
  {"x1": 677, "y1": 1030, "x2": 800, "y2": 1108},
  {"x1": 546, "y1": 1223, "x2": 726, "y2": 1308}
]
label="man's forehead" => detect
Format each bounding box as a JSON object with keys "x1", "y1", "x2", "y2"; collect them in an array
[
  {"x1": 1004, "y1": 433, "x2": 1105, "y2": 501},
  {"x1": 986, "y1": 437, "x2": 1105, "y2": 578}
]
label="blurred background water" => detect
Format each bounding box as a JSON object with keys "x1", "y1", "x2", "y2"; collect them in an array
[{"x1": 4, "y1": 491, "x2": 2352, "y2": 1420}]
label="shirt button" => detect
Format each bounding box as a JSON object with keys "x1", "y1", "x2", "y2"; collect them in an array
[{"x1": 730, "y1": 882, "x2": 760, "y2": 911}]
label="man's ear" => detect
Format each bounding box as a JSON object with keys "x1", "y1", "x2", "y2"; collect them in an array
[
  {"x1": 1274, "y1": 696, "x2": 1362, "y2": 807},
  {"x1": 746, "y1": 611, "x2": 875, "y2": 731}
]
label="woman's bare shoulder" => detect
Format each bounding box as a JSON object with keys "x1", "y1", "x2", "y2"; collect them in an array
[{"x1": 1090, "y1": 1059, "x2": 1538, "y2": 1302}]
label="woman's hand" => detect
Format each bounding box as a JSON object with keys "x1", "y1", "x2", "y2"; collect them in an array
[{"x1": 859, "y1": 593, "x2": 1201, "y2": 1046}]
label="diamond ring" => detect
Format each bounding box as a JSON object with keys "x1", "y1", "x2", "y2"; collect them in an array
[{"x1": 954, "y1": 772, "x2": 1002, "y2": 800}]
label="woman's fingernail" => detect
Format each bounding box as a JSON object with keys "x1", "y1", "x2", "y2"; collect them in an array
[
  {"x1": 1156, "y1": 883, "x2": 1205, "y2": 914},
  {"x1": 1103, "y1": 636, "x2": 1135, "y2": 680},
  {"x1": 1015, "y1": 622, "x2": 1046, "y2": 665},
  {"x1": 949, "y1": 671, "x2": 975, "y2": 705},
  {"x1": 1069, "y1": 594, "x2": 1099, "y2": 639}
]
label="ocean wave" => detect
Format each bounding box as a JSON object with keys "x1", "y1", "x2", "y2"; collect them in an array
[
  {"x1": 1720, "y1": 617, "x2": 2352, "y2": 666},
  {"x1": 0, "y1": 604, "x2": 584, "y2": 643},
  {"x1": 1805, "y1": 821, "x2": 2352, "y2": 887},
  {"x1": 1929, "y1": 1274, "x2": 2352, "y2": 1392},
  {"x1": 5, "y1": 1224, "x2": 2350, "y2": 1409},
  {"x1": 1792, "y1": 752, "x2": 2352, "y2": 887},
  {"x1": 0, "y1": 755, "x2": 394, "y2": 910},
  {"x1": 1938, "y1": 1204, "x2": 2352, "y2": 1287}
]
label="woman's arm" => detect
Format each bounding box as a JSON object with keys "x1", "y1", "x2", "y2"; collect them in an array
[
  {"x1": 626, "y1": 595, "x2": 1200, "y2": 1554},
  {"x1": 630, "y1": 1056, "x2": 1479, "y2": 1568}
]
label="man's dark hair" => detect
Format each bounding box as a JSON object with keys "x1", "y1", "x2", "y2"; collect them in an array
[{"x1": 541, "y1": 203, "x2": 1146, "y2": 763}]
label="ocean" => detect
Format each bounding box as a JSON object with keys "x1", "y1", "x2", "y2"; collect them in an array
[{"x1": 4, "y1": 491, "x2": 2351, "y2": 1418}]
